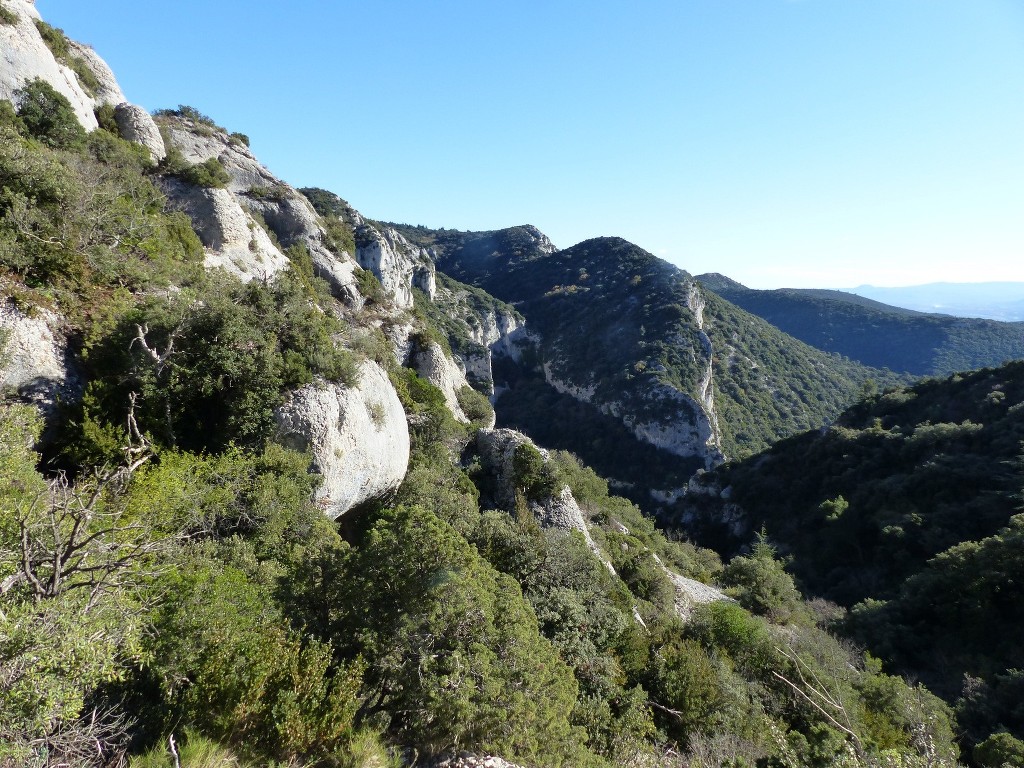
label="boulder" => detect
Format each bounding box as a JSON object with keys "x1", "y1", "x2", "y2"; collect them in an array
[
  {"x1": 113, "y1": 102, "x2": 166, "y2": 162},
  {"x1": 275, "y1": 361, "x2": 410, "y2": 519},
  {"x1": 161, "y1": 180, "x2": 289, "y2": 283}
]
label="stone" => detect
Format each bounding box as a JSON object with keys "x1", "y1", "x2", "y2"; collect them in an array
[
  {"x1": 0, "y1": 0, "x2": 98, "y2": 130},
  {"x1": 275, "y1": 361, "x2": 410, "y2": 519},
  {"x1": 160, "y1": 180, "x2": 289, "y2": 283},
  {"x1": 0, "y1": 303, "x2": 80, "y2": 428},
  {"x1": 412, "y1": 342, "x2": 470, "y2": 423},
  {"x1": 113, "y1": 102, "x2": 166, "y2": 162}
]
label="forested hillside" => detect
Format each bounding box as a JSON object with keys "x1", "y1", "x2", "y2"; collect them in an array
[
  {"x1": 699, "y1": 275, "x2": 1024, "y2": 376},
  {"x1": 398, "y1": 226, "x2": 899, "y2": 475}
]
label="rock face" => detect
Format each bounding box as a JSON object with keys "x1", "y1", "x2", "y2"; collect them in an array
[
  {"x1": 0, "y1": 0, "x2": 99, "y2": 130},
  {"x1": 113, "y1": 103, "x2": 166, "y2": 162},
  {"x1": 413, "y1": 342, "x2": 470, "y2": 423},
  {"x1": 356, "y1": 224, "x2": 436, "y2": 309},
  {"x1": 66, "y1": 40, "x2": 125, "y2": 106},
  {"x1": 0, "y1": 303, "x2": 78, "y2": 419},
  {"x1": 160, "y1": 118, "x2": 361, "y2": 303},
  {"x1": 474, "y1": 428, "x2": 612, "y2": 572},
  {"x1": 162, "y1": 180, "x2": 289, "y2": 282},
  {"x1": 275, "y1": 361, "x2": 410, "y2": 519}
]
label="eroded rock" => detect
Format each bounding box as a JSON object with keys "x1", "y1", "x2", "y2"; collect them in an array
[
  {"x1": 0, "y1": 303, "x2": 79, "y2": 422},
  {"x1": 113, "y1": 103, "x2": 166, "y2": 162},
  {"x1": 413, "y1": 342, "x2": 470, "y2": 423},
  {"x1": 275, "y1": 361, "x2": 410, "y2": 519}
]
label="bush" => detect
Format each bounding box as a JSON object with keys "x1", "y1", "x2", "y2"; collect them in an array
[
  {"x1": 0, "y1": 2, "x2": 18, "y2": 25},
  {"x1": 32, "y1": 20, "x2": 101, "y2": 96},
  {"x1": 15, "y1": 78, "x2": 85, "y2": 149},
  {"x1": 176, "y1": 157, "x2": 232, "y2": 189},
  {"x1": 456, "y1": 384, "x2": 494, "y2": 426}
]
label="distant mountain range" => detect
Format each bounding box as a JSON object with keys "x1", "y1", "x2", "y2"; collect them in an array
[{"x1": 848, "y1": 282, "x2": 1024, "y2": 321}]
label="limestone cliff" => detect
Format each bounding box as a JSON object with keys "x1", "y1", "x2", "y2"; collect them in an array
[
  {"x1": 355, "y1": 222, "x2": 436, "y2": 310},
  {"x1": 157, "y1": 115, "x2": 361, "y2": 302}
]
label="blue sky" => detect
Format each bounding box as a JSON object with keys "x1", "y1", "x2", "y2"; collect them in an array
[{"x1": 36, "y1": 0, "x2": 1024, "y2": 289}]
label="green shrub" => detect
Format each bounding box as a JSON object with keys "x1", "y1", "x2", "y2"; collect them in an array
[
  {"x1": 456, "y1": 384, "x2": 494, "y2": 426},
  {"x1": 974, "y1": 732, "x2": 1024, "y2": 768},
  {"x1": 228, "y1": 131, "x2": 249, "y2": 147},
  {"x1": 94, "y1": 102, "x2": 118, "y2": 133},
  {"x1": 32, "y1": 19, "x2": 101, "y2": 96},
  {"x1": 176, "y1": 157, "x2": 232, "y2": 189},
  {"x1": 0, "y1": 2, "x2": 18, "y2": 25},
  {"x1": 15, "y1": 78, "x2": 85, "y2": 149}
]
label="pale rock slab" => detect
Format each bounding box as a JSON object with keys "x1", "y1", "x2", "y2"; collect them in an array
[
  {"x1": 413, "y1": 342, "x2": 470, "y2": 424},
  {"x1": 113, "y1": 103, "x2": 166, "y2": 162},
  {"x1": 161, "y1": 180, "x2": 289, "y2": 282},
  {"x1": 0, "y1": 0, "x2": 98, "y2": 130},
  {"x1": 0, "y1": 303, "x2": 78, "y2": 417},
  {"x1": 66, "y1": 40, "x2": 125, "y2": 106},
  {"x1": 275, "y1": 361, "x2": 410, "y2": 519}
]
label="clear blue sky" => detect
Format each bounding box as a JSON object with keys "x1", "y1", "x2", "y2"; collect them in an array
[{"x1": 36, "y1": 0, "x2": 1024, "y2": 289}]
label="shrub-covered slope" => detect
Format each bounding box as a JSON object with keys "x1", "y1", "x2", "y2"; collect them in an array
[
  {"x1": 401, "y1": 226, "x2": 899, "y2": 468},
  {"x1": 0, "y1": 11, "x2": 974, "y2": 766},
  {"x1": 699, "y1": 274, "x2": 1024, "y2": 376},
  {"x1": 680, "y1": 361, "x2": 1024, "y2": 755}
]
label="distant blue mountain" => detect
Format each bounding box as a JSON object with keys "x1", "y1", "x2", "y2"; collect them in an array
[{"x1": 848, "y1": 282, "x2": 1024, "y2": 321}]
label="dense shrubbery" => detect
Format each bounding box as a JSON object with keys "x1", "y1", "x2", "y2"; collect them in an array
[
  {"x1": 690, "y1": 361, "x2": 1024, "y2": 758},
  {"x1": 33, "y1": 19, "x2": 102, "y2": 96}
]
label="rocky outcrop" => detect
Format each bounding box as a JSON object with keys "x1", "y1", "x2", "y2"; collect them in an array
[
  {"x1": 0, "y1": 0, "x2": 98, "y2": 130},
  {"x1": 430, "y1": 755, "x2": 525, "y2": 768},
  {"x1": 0, "y1": 303, "x2": 78, "y2": 420},
  {"x1": 356, "y1": 224, "x2": 436, "y2": 309},
  {"x1": 543, "y1": 366, "x2": 724, "y2": 470},
  {"x1": 66, "y1": 40, "x2": 125, "y2": 106},
  {"x1": 413, "y1": 342, "x2": 470, "y2": 423},
  {"x1": 161, "y1": 180, "x2": 289, "y2": 282},
  {"x1": 160, "y1": 118, "x2": 361, "y2": 303},
  {"x1": 652, "y1": 552, "x2": 731, "y2": 619},
  {"x1": 113, "y1": 103, "x2": 165, "y2": 162},
  {"x1": 275, "y1": 361, "x2": 410, "y2": 519},
  {"x1": 474, "y1": 428, "x2": 612, "y2": 572}
]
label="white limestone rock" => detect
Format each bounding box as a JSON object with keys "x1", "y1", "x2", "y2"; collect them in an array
[
  {"x1": 66, "y1": 40, "x2": 125, "y2": 106},
  {"x1": 0, "y1": 0, "x2": 98, "y2": 130},
  {"x1": 0, "y1": 303, "x2": 78, "y2": 417},
  {"x1": 161, "y1": 179, "x2": 289, "y2": 283},
  {"x1": 160, "y1": 118, "x2": 362, "y2": 304},
  {"x1": 356, "y1": 224, "x2": 436, "y2": 309},
  {"x1": 275, "y1": 361, "x2": 410, "y2": 519},
  {"x1": 113, "y1": 103, "x2": 166, "y2": 162},
  {"x1": 413, "y1": 342, "x2": 470, "y2": 423}
]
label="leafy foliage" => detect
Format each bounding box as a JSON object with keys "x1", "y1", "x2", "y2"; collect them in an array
[{"x1": 15, "y1": 78, "x2": 85, "y2": 149}]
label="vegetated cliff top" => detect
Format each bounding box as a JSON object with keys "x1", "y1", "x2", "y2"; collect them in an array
[{"x1": 700, "y1": 274, "x2": 1024, "y2": 376}]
